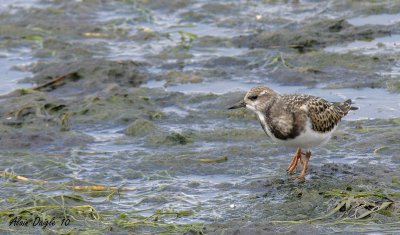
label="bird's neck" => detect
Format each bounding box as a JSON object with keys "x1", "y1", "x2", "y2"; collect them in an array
[{"x1": 263, "y1": 95, "x2": 279, "y2": 114}]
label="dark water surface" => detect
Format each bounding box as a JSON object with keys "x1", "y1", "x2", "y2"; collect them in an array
[{"x1": 0, "y1": 1, "x2": 399, "y2": 234}]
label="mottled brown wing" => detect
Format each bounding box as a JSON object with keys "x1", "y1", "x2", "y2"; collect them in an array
[
  {"x1": 305, "y1": 97, "x2": 347, "y2": 133},
  {"x1": 275, "y1": 94, "x2": 353, "y2": 136}
]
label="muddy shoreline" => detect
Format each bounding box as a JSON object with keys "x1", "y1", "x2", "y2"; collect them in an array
[{"x1": 0, "y1": 1, "x2": 399, "y2": 234}]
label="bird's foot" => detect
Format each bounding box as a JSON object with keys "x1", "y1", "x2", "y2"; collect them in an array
[
  {"x1": 287, "y1": 147, "x2": 302, "y2": 174},
  {"x1": 293, "y1": 175, "x2": 306, "y2": 182},
  {"x1": 293, "y1": 151, "x2": 311, "y2": 180}
]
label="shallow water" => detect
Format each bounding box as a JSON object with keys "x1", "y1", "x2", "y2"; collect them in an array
[
  {"x1": 0, "y1": 49, "x2": 33, "y2": 95},
  {"x1": 146, "y1": 79, "x2": 400, "y2": 119},
  {"x1": 325, "y1": 34, "x2": 400, "y2": 54},
  {"x1": 0, "y1": 1, "x2": 399, "y2": 234},
  {"x1": 0, "y1": 0, "x2": 45, "y2": 12},
  {"x1": 348, "y1": 13, "x2": 400, "y2": 26}
]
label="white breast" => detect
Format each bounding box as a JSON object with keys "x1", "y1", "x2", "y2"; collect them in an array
[{"x1": 256, "y1": 111, "x2": 335, "y2": 150}]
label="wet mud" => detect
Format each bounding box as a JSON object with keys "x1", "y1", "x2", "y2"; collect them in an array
[{"x1": 0, "y1": 0, "x2": 399, "y2": 234}]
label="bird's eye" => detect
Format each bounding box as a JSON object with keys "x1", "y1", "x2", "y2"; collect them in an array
[{"x1": 248, "y1": 95, "x2": 258, "y2": 101}]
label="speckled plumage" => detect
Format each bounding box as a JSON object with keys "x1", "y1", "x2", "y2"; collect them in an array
[
  {"x1": 275, "y1": 94, "x2": 353, "y2": 134},
  {"x1": 228, "y1": 86, "x2": 358, "y2": 179},
  {"x1": 229, "y1": 86, "x2": 357, "y2": 147}
]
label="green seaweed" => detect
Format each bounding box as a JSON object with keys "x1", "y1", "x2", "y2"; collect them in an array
[
  {"x1": 164, "y1": 70, "x2": 203, "y2": 86},
  {"x1": 165, "y1": 132, "x2": 192, "y2": 145},
  {"x1": 198, "y1": 156, "x2": 228, "y2": 164},
  {"x1": 124, "y1": 119, "x2": 155, "y2": 136},
  {"x1": 1, "y1": 1, "x2": 400, "y2": 234}
]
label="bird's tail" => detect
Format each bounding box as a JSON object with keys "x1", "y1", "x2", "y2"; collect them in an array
[
  {"x1": 333, "y1": 99, "x2": 358, "y2": 115},
  {"x1": 344, "y1": 99, "x2": 359, "y2": 110}
]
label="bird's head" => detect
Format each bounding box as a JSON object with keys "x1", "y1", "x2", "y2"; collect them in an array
[{"x1": 228, "y1": 86, "x2": 278, "y2": 112}]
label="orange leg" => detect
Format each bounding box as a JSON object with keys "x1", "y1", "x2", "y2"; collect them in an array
[
  {"x1": 299, "y1": 152, "x2": 305, "y2": 166},
  {"x1": 287, "y1": 147, "x2": 302, "y2": 174},
  {"x1": 295, "y1": 151, "x2": 311, "y2": 180}
]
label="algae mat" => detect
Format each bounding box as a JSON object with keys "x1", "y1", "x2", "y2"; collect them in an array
[{"x1": 0, "y1": 0, "x2": 399, "y2": 234}]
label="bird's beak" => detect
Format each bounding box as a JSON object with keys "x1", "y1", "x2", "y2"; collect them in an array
[{"x1": 228, "y1": 100, "x2": 246, "y2": 109}]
